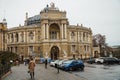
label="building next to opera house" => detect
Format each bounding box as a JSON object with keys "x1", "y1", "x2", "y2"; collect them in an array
[{"x1": 0, "y1": 3, "x2": 93, "y2": 60}]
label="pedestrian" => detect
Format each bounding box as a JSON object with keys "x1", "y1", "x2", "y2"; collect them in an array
[
  {"x1": 45, "y1": 59, "x2": 48, "y2": 69},
  {"x1": 28, "y1": 58, "x2": 36, "y2": 79},
  {"x1": 24, "y1": 59, "x2": 27, "y2": 66},
  {"x1": 15, "y1": 59, "x2": 19, "y2": 66}
]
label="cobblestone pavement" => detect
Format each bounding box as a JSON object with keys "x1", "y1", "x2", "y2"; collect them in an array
[{"x1": 2, "y1": 64, "x2": 87, "y2": 80}]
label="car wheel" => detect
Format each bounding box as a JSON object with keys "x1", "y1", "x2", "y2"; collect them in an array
[
  {"x1": 97, "y1": 61, "x2": 101, "y2": 64},
  {"x1": 80, "y1": 66, "x2": 84, "y2": 71},
  {"x1": 69, "y1": 67, "x2": 73, "y2": 71}
]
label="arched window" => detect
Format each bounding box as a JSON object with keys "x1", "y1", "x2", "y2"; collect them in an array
[
  {"x1": 79, "y1": 32, "x2": 81, "y2": 42},
  {"x1": 83, "y1": 32, "x2": 85, "y2": 41},
  {"x1": 49, "y1": 23, "x2": 60, "y2": 40},
  {"x1": 21, "y1": 32, "x2": 24, "y2": 42},
  {"x1": 71, "y1": 31, "x2": 75, "y2": 41},
  {"x1": 15, "y1": 47, "x2": 18, "y2": 53},
  {"x1": 15, "y1": 33, "x2": 19, "y2": 42},
  {"x1": 38, "y1": 31, "x2": 40, "y2": 41},
  {"x1": 8, "y1": 34, "x2": 10, "y2": 42},
  {"x1": 72, "y1": 45, "x2": 76, "y2": 52},
  {"x1": 29, "y1": 46, "x2": 33, "y2": 55},
  {"x1": 29, "y1": 31, "x2": 34, "y2": 40},
  {"x1": 11, "y1": 33, "x2": 14, "y2": 42}
]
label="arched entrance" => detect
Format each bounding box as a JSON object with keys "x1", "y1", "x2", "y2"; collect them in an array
[
  {"x1": 94, "y1": 51, "x2": 98, "y2": 58},
  {"x1": 51, "y1": 46, "x2": 59, "y2": 60}
]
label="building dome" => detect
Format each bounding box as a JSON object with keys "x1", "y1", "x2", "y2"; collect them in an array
[{"x1": 2, "y1": 18, "x2": 7, "y2": 26}]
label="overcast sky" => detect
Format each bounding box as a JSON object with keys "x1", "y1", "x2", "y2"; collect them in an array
[{"x1": 0, "y1": 0, "x2": 120, "y2": 46}]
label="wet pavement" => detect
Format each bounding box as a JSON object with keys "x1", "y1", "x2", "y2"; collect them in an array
[
  {"x1": 3, "y1": 64, "x2": 86, "y2": 80},
  {"x1": 71, "y1": 63, "x2": 120, "y2": 80}
]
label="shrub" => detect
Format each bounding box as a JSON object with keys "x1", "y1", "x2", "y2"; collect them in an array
[{"x1": 0, "y1": 51, "x2": 18, "y2": 65}]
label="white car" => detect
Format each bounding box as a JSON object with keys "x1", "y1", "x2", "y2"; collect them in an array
[
  {"x1": 95, "y1": 57, "x2": 106, "y2": 64},
  {"x1": 58, "y1": 59, "x2": 68, "y2": 66},
  {"x1": 50, "y1": 60, "x2": 59, "y2": 67}
]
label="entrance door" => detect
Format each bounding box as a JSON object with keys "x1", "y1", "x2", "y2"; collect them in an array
[{"x1": 51, "y1": 46, "x2": 59, "y2": 60}]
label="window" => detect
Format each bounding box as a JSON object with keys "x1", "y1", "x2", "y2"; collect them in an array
[
  {"x1": 15, "y1": 47, "x2": 17, "y2": 53},
  {"x1": 7, "y1": 47, "x2": 9, "y2": 51},
  {"x1": 72, "y1": 45, "x2": 76, "y2": 52},
  {"x1": 29, "y1": 46, "x2": 33, "y2": 55},
  {"x1": 38, "y1": 31, "x2": 40, "y2": 41},
  {"x1": 71, "y1": 31, "x2": 75, "y2": 41},
  {"x1": 84, "y1": 45, "x2": 86, "y2": 51},
  {"x1": 29, "y1": 46, "x2": 33, "y2": 52},
  {"x1": 11, "y1": 47, "x2": 13, "y2": 52},
  {"x1": 21, "y1": 32, "x2": 24, "y2": 42},
  {"x1": 15, "y1": 33, "x2": 19, "y2": 42},
  {"x1": 29, "y1": 31, "x2": 34, "y2": 40},
  {"x1": 50, "y1": 31, "x2": 57, "y2": 39},
  {"x1": 11, "y1": 34, "x2": 14, "y2": 42},
  {"x1": 83, "y1": 32, "x2": 85, "y2": 41},
  {"x1": 79, "y1": 32, "x2": 82, "y2": 42}
]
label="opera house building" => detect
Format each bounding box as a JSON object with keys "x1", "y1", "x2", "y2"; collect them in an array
[{"x1": 0, "y1": 3, "x2": 93, "y2": 60}]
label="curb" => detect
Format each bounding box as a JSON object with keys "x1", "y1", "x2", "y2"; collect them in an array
[{"x1": 1, "y1": 70, "x2": 12, "y2": 79}]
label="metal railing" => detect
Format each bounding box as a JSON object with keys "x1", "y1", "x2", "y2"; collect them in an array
[{"x1": 0, "y1": 63, "x2": 11, "y2": 78}]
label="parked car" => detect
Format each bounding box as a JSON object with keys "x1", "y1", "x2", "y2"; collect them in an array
[
  {"x1": 60, "y1": 60, "x2": 84, "y2": 71},
  {"x1": 104, "y1": 57, "x2": 119, "y2": 64},
  {"x1": 40, "y1": 58, "x2": 52, "y2": 63},
  {"x1": 50, "y1": 60, "x2": 60, "y2": 67},
  {"x1": 95, "y1": 57, "x2": 106, "y2": 64},
  {"x1": 57, "y1": 59, "x2": 68, "y2": 66},
  {"x1": 118, "y1": 59, "x2": 120, "y2": 64},
  {"x1": 95, "y1": 57, "x2": 120, "y2": 64},
  {"x1": 40, "y1": 58, "x2": 45, "y2": 63},
  {"x1": 86, "y1": 58, "x2": 95, "y2": 64}
]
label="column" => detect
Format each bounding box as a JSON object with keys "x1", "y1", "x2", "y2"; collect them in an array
[
  {"x1": 27, "y1": 31, "x2": 29, "y2": 42},
  {"x1": 13, "y1": 33, "x2": 16, "y2": 43},
  {"x1": 43, "y1": 24, "x2": 45, "y2": 39},
  {"x1": 46, "y1": 24, "x2": 49, "y2": 39},
  {"x1": 64, "y1": 24, "x2": 67, "y2": 39},
  {"x1": 78, "y1": 32, "x2": 79, "y2": 42},
  {"x1": 63, "y1": 24, "x2": 65, "y2": 39},
  {"x1": 81, "y1": 32, "x2": 83, "y2": 42},
  {"x1": 24, "y1": 31, "x2": 25, "y2": 42},
  {"x1": 1, "y1": 31, "x2": 3, "y2": 50},
  {"x1": 24, "y1": 31, "x2": 26, "y2": 42},
  {"x1": 18, "y1": 32, "x2": 20, "y2": 43},
  {"x1": 34, "y1": 31, "x2": 35, "y2": 41},
  {"x1": 61, "y1": 24, "x2": 63, "y2": 39},
  {"x1": 10, "y1": 34, "x2": 11, "y2": 43}
]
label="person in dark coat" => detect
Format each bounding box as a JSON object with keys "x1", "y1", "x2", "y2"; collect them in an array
[{"x1": 45, "y1": 59, "x2": 48, "y2": 69}]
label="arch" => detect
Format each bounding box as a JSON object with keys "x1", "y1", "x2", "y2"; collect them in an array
[
  {"x1": 50, "y1": 46, "x2": 59, "y2": 60},
  {"x1": 29, "y1": 31, "x2": 34, "y2": 40},
  {"x1": 94, "y1": 51, "x2": 98, "y2": 58},
  {"x1": 11, "y1": 33, "x2": 14, "y2": 42},
  {"x1": 20, "y1": 32, "x2": 24, "y2": 42},
  {"x1": 71, "y1": 31, "x2": 75, "y2": 41},
  {"x1": 49, "y1": 23, "x2": 60, "y2": 39},
  {"x1": 15, "y1": 33, "x2": 19, "y2": 42}
]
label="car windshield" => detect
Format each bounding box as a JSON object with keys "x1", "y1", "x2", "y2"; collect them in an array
[
  {"x1": 55, "y1": 60, "x2": 59, "y2": 63},
  {"x1": 63, "y1": 60, "x2": 73, "y2": 64}
]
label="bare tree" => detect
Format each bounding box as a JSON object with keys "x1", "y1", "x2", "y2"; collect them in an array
[{"x1": 93, "y1": 34, "x2": 106, "y2": 56}]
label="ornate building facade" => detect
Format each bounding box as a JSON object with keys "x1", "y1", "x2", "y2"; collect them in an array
[{"x1": 0, "y1": 3, "x2": 93, "y2": 60}]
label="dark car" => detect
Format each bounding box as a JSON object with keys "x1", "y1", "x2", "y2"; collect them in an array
[
  {"x1": 104, "y1": 57, "x2": 119, "y2": 64},
  {"x1": 60, "y1": 60, "x2": 84, "y2": 71}
]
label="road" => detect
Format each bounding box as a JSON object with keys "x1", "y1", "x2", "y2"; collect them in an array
[{"x1": 71, "y1": 63, "x2": 120, "y2": 80}]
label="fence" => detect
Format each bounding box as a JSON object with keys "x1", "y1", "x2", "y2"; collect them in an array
[{"x1": 0, "y1": 63, "x2": 11, "y2": 78}]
